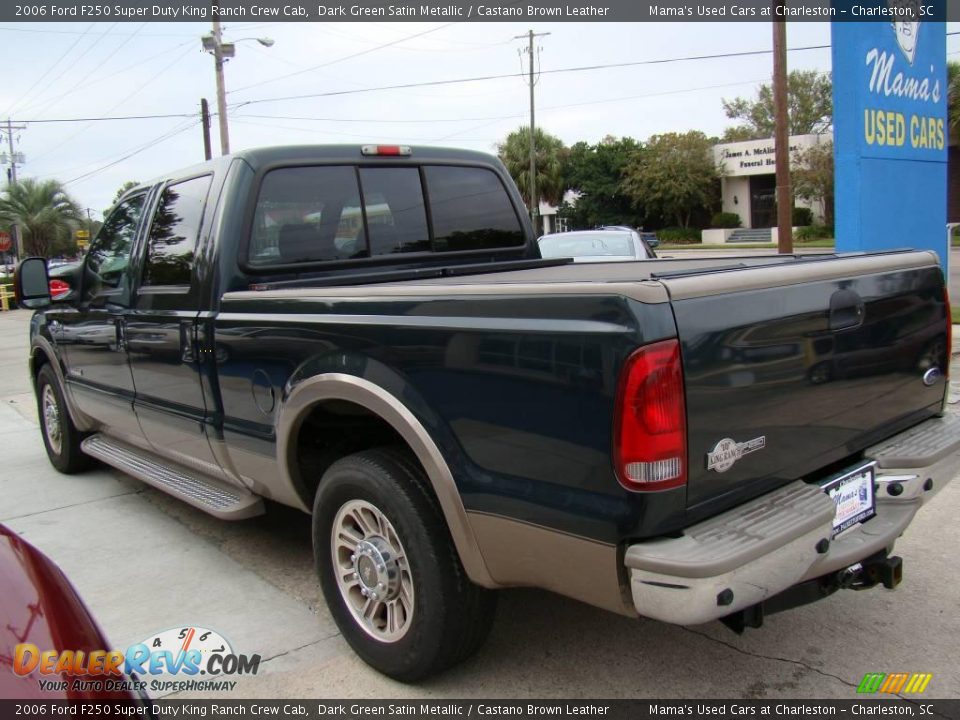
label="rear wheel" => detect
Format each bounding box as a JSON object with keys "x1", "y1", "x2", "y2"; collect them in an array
[
  {"x1": 313, "y1": 447, "x2": 496, "y2": 681},
  {"x1": 36, "y1": 364, "x2": 92, "y2": 474}
]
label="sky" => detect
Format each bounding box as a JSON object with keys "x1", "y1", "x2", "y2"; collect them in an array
[{"x1": 1, "y1": 19, "x2": 959, "y2": 219}]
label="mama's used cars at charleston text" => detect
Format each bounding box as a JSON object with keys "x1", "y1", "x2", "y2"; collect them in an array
[{"x1": 14, "y1": 144, "x2": 959, "y2": 680}]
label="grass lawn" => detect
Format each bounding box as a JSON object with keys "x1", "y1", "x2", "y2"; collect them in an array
[{"x1": 952, "y1": 305, "x2": 960, "y2": 324}]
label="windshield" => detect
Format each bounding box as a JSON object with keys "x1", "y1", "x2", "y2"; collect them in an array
[{"x1": 537, "y1": 232, "x2": 640, "y2": 259}]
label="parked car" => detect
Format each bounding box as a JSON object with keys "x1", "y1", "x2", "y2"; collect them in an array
[
  {"x1": 46, "y1": 261, "x2": 81, "y2": 302},
  {"x1": 638, "y1": 231, "x2": 660, "y2": 249},
  {"x1": 538, "y1": 228, "x2": 656, "y2": 262},
  {"x1": 0, "y1": 524, "x2": 146, "y2": 701},
  {"x1": 13, "y1": 144, "x2": 958, "y2": 682},
  {"x1": 596, "y1": 224, "x2": 661, "y2": 250}
]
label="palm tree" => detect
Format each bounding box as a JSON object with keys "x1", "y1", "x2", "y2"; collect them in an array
[
  {"x1": 949, "y1": 61, "x2": 960, "y2": 141},
  {"x1": 497, "y1": 126, "x2": 568, "y2": 211},
  {"x1": 0, "y1": 179, "x2": 81, "y2": 258}
]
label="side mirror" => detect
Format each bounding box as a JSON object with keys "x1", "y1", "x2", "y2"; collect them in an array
[
  {"x1": 647, "y1": 238, "x2": 660, "y2": 249},
  {"x1": 14, "y1": 257, "x2": 52, "y2": 309}
]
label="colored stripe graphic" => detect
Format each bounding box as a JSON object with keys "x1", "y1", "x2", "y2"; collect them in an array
[
  {"x1": 880, "y1": 673, "x2": 909, "y2": 694},
  {"x1": 858, "y1": 672, "x2": 932, "y2": 694},
  {"x1": 857, "y1": 673, "x2": 886, "y2": 693},
  {"x1": 904, "y1": 674, "x2": 933, "y2": 694}
]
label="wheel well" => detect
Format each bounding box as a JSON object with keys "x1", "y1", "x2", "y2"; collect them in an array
[
  {"x1": 291, "y1": 399, "x2": 410, "y2": 507},
  {"x1": 30, "y1": 347, "x2": 50, "y2": 385}
]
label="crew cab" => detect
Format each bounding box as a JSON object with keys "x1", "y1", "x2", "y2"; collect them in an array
[{"x1": 14, "y1": 145, "x2": 959, "y2": 681}]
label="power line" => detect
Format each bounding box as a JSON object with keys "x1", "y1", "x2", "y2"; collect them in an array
[
  {"x1": 13, "y1": 76, "x2": 765, "y2": 126},
  {"x1": 17, "y1": 22, "x2": 136, "y2": 118},
  {"x1": 230, "y1": 116, "x2": 500, "y2": 142},
  {"x1": 309, "y1": 24, "x2": 513, "y2": 52},
  {"x1": 0, "y1": 25, "x2": 195, "y2": 37},
  {"x1": 12, "y1": 44, "x2": 828, "y2": 125},
  {"x1": 33, "y1": 38, "x2": 197, "y2": 109},
  {"x1": 229, "y1": 22, "x2": 458, "y2": 94},
  {"x1": 30, "y1": 43, "x2": 198, "y2": 164},
  {"x1": 229, "y1": 77, "x2": 772, "y2": 139},
  {"x1": 63, "y1": 119, "x2": 201, "y2": 186},
  {"x1": 232, "y1": 43, "x2": 831, "y2": 108},
  {"x1": 18, "y1": 113, "x2": 200, "y2": 124},
  {"x1": 1, "y1": 23, "x2": 97, "y2": 118}
]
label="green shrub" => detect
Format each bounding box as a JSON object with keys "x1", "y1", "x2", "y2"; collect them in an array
[
  {"x1": 795, "y1": 224, "x2": 833, "y2": 241},
  {"x1": 792, "y1": 207, "x2": 814, "y2": 227},
  {"x1": 658, "y1": 227, "x2": 702, "y2": 244},
  {"x1": 710, "y1": 212, "x2": 742, "y2": 229}
]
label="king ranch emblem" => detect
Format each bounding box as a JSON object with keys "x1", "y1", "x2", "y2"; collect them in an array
[{"x1": 706, "y1": 436, "x2": 767, "y2": 473}]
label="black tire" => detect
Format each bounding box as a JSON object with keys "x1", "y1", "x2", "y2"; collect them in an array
[
  {"x1": 313, "y1": 446, "x2": 497, "y2": 681},
  {"x1": 36, "y1": 364, "x2": 92, "y2": 474}
]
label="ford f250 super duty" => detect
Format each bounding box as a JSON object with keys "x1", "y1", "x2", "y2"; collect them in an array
[{"x1": 14, "y1": 145, "x2": 960, "y2": 681}]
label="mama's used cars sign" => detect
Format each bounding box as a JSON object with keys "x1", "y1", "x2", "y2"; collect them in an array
[{"x1": 832, "y1": 3, "x2": 948, "y2": 263}]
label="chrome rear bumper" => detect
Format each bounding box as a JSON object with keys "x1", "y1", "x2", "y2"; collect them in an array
[{"x1": 625, "y1": 414, "x2": 960, "y2": 625}]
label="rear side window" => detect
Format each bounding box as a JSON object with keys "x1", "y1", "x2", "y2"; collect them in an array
[
  {"x1": 250, "y1": 166, "x2": 366, "y2": 266},
  {"x1": 143, "y1": 175, "x2": 212, "y2": 286},
  {"x1": 247, "y1": 163, "x2": 524, "y2": 268},
  {"x1": 423, "y1": 166, "x2": 524, "y2": 251}
]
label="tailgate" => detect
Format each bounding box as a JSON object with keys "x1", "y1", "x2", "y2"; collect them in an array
[{"x1": 659, "y1": 251, "x2": 949, "y2": 511}]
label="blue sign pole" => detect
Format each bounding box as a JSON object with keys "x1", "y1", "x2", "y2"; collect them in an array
[{"x1": 832, "y1": 6, "x2": 948, "y2": 265}]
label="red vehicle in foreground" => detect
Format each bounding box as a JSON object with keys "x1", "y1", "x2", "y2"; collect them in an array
[{"x1": 0, "y1": 524, "x2": 144, "y2": 701}]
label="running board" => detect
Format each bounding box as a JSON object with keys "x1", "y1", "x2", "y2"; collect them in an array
[{"x1": 82, "y1": 434, "x2": 265, "y2": 520}]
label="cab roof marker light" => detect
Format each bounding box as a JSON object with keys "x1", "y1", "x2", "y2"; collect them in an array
[{"x1": 361, "y1": 145, "x2": 412, "y2": 157}]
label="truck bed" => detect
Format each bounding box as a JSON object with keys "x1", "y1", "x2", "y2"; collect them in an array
[{"x1": 221, "y1": 249, "x2": 949, "y2": 532}]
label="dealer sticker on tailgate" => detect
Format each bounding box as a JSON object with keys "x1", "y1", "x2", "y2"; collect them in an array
[{"x1": 822, "y1": 462, "x2": 876, "y2": 536}]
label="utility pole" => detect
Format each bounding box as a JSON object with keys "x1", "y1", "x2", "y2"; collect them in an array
[
  {"x1": 2, "y1": 119, "x2": 26, "y2": 260},
  {"x1": 3, "y1": 119, "x2": 26, "y2": 185},
  {"x1": 772, "y1": 14, "x2": 793, "y2": 253},
  {"x1": 201, "y1": 98, "x2": 212, "y2": 161},
  {"x1": 201, "y1": 15, "x2": 273, "y2": 157},
  {"x1": 211, "y1": 16, "x2": 230, "y2": 156},
  {"x1": 514, "y1": 29, "x2": 550, "y2": 235}
]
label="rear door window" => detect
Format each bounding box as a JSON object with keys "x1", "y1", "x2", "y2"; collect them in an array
[{"x1": 423, "y1": 166, "x2": 524, "y2": 251}]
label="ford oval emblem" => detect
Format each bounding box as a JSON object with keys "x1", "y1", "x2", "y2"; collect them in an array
[{"x1": 922, "y1": 367, "x2": 942, "y2": 387}]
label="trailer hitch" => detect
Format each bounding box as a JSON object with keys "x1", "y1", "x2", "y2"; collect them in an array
[{"x1": 720, "y1": 552, "x2": 903, "y2": 635}]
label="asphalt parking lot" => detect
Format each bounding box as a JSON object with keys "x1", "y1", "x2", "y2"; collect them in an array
[{"x1": 1, "y1": 305, "x2": 959, "y2": 701}]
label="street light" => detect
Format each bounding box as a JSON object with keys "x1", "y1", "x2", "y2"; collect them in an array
[{"x1": 201, "y1": 27, "x2": 274, "y2": 156}]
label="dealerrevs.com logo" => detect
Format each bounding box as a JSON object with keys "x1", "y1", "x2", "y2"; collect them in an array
[{"x1": 13, "y1": 626, "x2": 261, "y2": 694}]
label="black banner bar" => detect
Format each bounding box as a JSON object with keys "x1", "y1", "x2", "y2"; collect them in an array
[
  {"x1": 2, "y1": 700, "x2": 959, "y2": 720},
  {"x1": 2, "y1": 0, "x2": 955, "y2": 23}
]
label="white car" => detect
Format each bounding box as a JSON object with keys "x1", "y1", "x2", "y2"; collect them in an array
[{"x1": 537, "y1": 229, "x2": 656, "y2": 262}]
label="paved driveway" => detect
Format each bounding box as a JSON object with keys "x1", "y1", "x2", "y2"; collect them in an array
[{"x1": 1, "y1": 306, "x2": 958, "y2": 700}]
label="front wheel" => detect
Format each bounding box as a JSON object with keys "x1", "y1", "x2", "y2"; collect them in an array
[
  {"x1": 36, "y1": 364, "x2": 92, "y2": 474},
  {"x1": 313, "y1": 447, "x2": 496, "y2": 681}
]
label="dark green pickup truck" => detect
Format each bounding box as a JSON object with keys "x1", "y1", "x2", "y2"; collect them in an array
[{"x1": 14, "y1": 145, "x2": 959, "y2": 681}]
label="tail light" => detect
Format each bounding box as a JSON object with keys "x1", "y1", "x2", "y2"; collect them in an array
[
  {"x1": 614, "y1": 339, "x2": 687, "y2": 492},
  {"x1": 49, "y1": 278, "x2": 71, "y2": 300}
]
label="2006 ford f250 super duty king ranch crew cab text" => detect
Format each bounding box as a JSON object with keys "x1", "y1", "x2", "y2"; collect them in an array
[{"x1": 14, "y1": 145, "x2": 960, "y2": 681}]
